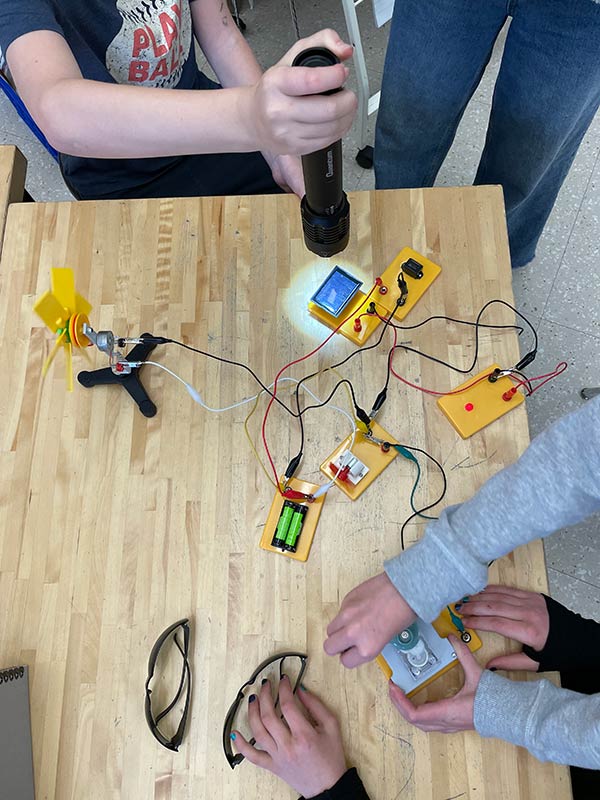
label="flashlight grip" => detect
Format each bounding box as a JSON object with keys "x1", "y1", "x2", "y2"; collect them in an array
[
  {"x1": 292, "y1": 47, "x2": 350, "y2": 257},
  {"x1": 302, "y1": 139, "x2": 343, "y2": 217}
]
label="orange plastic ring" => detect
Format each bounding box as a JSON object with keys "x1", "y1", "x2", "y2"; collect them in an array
[
  {"x1": 74, "y1": 313, "x2": 91, "y2": 348},
  {"x1": 68, "y1": 314, "x2": 78, "y2": 347}
]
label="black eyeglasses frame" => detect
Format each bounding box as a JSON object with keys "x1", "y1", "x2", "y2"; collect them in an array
[
  {"x1": 222, "y1": 651, "x2": 308, "y2": 769},
  {"x1": 144, "y1": 618, "x2": 192, "y2": 752}
]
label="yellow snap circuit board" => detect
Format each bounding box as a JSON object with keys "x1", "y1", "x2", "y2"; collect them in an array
[
  {"x1": 437, "y1": 364, "x2": 525, "y2": 439},
  {"x1": 308, "y1": 247, "x2": 441, "y2": 346}
]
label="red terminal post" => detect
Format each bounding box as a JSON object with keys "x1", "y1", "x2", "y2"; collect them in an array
[
  {"x1": 353, "y1": 318, "x2": 362, "y2": 332},
  {"x1": 329, "y1": 462, "x2": 350, "y2": 482},
  {"x1": 375, "y1": 277, "x2": 383, "y2": 286},
  {"x1": 502, "y1": 387, "x2": 518, "y2": 402},
  {"x1": 378, "y1": 285, "x2": 388, "y2": 295},
  {"x1": 338, "y1": 466, "x2": 350, "y2": 482},
  {"x1": 381, "y1": 442, "x2": 391, "y2": 453}
]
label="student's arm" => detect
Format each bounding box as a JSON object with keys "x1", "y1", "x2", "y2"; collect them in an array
[
  {"x1": 6, "y1": 28, "x2": 356, "y2": 160},
  {"x1": 388, "y1": 635, "x2": 600, "y2": 769},
  {"x1": 460, "y1": 586, "x2": 600, "y2": 673},
  {"x1": 190, "y1": 0, "x2": 263, "y2": 88},
  {"x1": 324, "y1": 397, "x2": 600, "y2": 667},
  {"x1": 189, "y1": 0, "x2": 327, "y2": 194}
]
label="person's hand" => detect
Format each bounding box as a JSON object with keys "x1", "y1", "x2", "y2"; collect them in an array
[
  {"x1": 249, "y1": 29, "x2": 357, "y2": 156},
  {"x1": 324, "y1": 572, "x2": 416, "y2": 668},
  {"x1": 231, "y1": 676, "x2": 347, "y2": 798},
  {"x1": 459, "y1": 585, "x2": 549, "y2": 671},
  {"x1": 389, "y1": 635, "x2": 482, "y2": 733},
  {"x1": 262, "y1": 151, "x2": 305, "y2": 196}
]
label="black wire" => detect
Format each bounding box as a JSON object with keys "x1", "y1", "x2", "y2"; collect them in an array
[
  {"x1": 158, "y1": 301, "x2": 531, "y2": 422},
  {"x1": 162, "y1": 337, "x2": 303, "y2": 419},
  {"x1": 387, "y1": 300, "x2": 536, "y2": 376},
  {"x1": 295, "y1": 378, "x2": 363, "y2": 418},
  {"x1": 292, "y1": 300, "x2": 402, "y2": 463}
]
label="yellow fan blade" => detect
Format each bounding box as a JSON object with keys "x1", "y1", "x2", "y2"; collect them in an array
[
  {"x1": 74, "y1": 292, "x2": 92, "y2": 317},
  {"x1": 34, "y1": 291, "x2": 70, "y2": 333},
  {"x1": 41, "y1": 329, "x2": 67, "y2": 377},
  {"x1": 65, "y1": 342, "x2": 73, "y2": 392},
  {"x1": 50, "y1": 268, "x2": 76, "y2": 312}
]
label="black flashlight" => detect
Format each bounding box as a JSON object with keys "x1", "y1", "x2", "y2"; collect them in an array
[{"x1": 292, "y1": 47, "x2": 350, "y2": 258}]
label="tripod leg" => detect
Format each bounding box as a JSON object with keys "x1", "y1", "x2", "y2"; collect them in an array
[{"x1": 77, "y1": 333, "x2": 159, "y2": 417}]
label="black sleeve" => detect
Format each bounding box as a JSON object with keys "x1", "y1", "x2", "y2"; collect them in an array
[
  {"x1": 522, "y1": 594, "x2": 600, "y2": 672},
  {"x1": 299, "y1": 768, "x2": 370, "y2": 800}
]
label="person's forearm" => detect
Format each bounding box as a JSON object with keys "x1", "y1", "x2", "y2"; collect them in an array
[
  {"x1": 38, "y1": 78, "x2": 257, "y2": 158},
  {"x1": 191, "y1": 0, "x2": 263, "y2": 88},
  {"x1": 474, "y1": 672, "x2": 600, "y2": 769},
  {"x1": 384, "y1": 397, "x2": 600, "y2": 621}
]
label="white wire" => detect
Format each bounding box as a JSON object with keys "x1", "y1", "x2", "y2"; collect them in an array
[
  {"x1": 140, "y1": 361, "x2": 356, "y2": 433},
  {"x1": 140, "y1": 360, "x2": 358, "y2": 497}
]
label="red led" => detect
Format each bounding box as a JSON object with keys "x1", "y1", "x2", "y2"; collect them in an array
[{"x1": 464, "y1": 402, "x2": 474, "y2": 412}]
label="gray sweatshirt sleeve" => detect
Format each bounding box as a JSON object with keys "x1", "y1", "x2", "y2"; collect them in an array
[
  {"x1": 474, "y1": 672, "x2": 600, "y2": 769},
  {"x1": 384, "y1": 396, "x2": 600, "y2": 622},
  {"x1": 383, "y1": 396, "x2": 600, "y2": 766}
]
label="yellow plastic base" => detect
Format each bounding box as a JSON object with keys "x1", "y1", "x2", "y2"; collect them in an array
[
  {"x1": 437, "y1": 364, "x2": 525, "y2": 439},
  {"x1": 320, "y1": 421, "x2": 398, "y2": 501},
  {"x1": 308, "y1": 247, "x2": 441, "y2": 346},
  {"x1": 376, "y1": 605, "x2": 482, "y2": 697},
  {"x1": 259, "y1": 478, "x2": 325, "y2": 562}
]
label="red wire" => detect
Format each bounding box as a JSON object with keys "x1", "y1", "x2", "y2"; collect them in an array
[
  {"x1": 512, "y1": 361, "x2": 568, "y2": 395},
  {"x1": 261, "y1": 282, "x2": 379, "y2": 494}
]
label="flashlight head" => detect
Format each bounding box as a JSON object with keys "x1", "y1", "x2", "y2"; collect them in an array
[{"x1": 300, "y1": 192, "x2": 350, "y2": 258}]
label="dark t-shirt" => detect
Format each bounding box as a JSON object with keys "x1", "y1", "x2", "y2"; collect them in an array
[{"x1": 0, "y1": 0, "x2": 219, "y2": 197}]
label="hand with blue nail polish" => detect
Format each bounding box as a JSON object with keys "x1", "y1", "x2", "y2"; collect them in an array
[
  {"x1": 460, "y1": 585, "x2": 548, "y2": 672},
  {"x1": 230, "y1": 677, "x2": 348, "y2": 797}
]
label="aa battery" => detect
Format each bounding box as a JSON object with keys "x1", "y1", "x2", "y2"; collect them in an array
[
  {"x1": 271, "y1": 500, "x2": 308, "y2": 552},
  {"x1": 284, "y1": 505, "x2": 307, "y2": 552},
  {"x1": 272, "y1": 501, "x2": 297, "y2": 549}
]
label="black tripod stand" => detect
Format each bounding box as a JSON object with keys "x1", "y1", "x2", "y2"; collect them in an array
[{"x1": 77, "y1": 333, "x2": 159, "y2": 417}]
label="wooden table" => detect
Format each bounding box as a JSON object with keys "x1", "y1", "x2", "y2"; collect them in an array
[
  {"x1": 0, "y1": 145, "x2": 26, "y2": 258},
  {"x1": 0, "y1": 187, "x2": 571, "y2": 799}
]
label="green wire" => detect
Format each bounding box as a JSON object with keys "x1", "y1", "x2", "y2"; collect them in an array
[{"x1": 394, "y1": 445, "x2": 438, "y2": 521}]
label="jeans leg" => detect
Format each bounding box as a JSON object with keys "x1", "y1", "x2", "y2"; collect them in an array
[
  {"x1": 374, "y1": 0, "x2": 507, "y2": 189},
  {"x1": 475, "y1": 0, "x2": 600, "y2": 267}
]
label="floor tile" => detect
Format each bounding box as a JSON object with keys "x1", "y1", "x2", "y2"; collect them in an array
[
  {"x1": 542, "y1": 151, "x2": 600, "y2": 337},
  {"x1": 547, "y1": 568, "x2": 600, "y2": 622},
  {"x1": 521, "y1": 317, "x2": 599, "y2": 439},
  {"x1": 545, "y1": 518, "x2": 600, "y2": 592}
]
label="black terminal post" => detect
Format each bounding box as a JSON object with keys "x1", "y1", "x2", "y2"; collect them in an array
[{"x1": 292, "y1": 48, "x2": 350, "y2": 258}]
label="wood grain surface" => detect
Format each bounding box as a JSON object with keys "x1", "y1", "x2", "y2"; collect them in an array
[
  {"x1": 0, "y1": 145, "x2": 26, "y2": 259},
  {"x1": 0, "y1": 186, "x2": 571, "y2": 799}
]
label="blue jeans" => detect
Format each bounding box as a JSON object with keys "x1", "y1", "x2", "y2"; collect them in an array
[{"x1": 374, "y1": 0, "x2": 600, "y2": 267}]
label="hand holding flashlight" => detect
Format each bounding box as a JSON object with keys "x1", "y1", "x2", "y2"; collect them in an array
[{"x1": 250, "y1": 30, "x2": 356, "y2": 156}]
